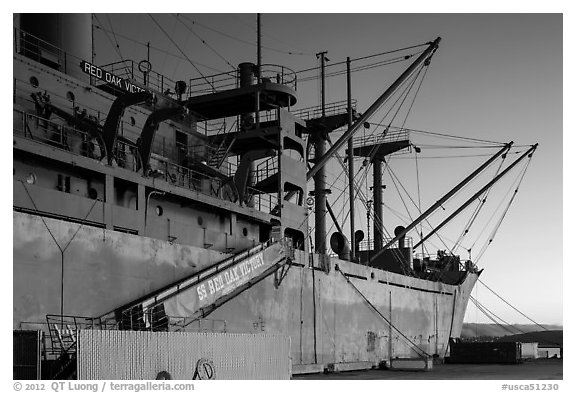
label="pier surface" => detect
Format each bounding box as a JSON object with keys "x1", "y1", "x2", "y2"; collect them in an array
[{"x1": 293, "y1": 358, "x2": 562, "y2": 380}]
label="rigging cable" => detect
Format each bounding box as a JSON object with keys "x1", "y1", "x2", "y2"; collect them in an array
[
  {"x1": 450, "y1": 156, "x2": 507, "y2": 254},
  {"x1": 336, "y1": 267, "x2": 430, "y2": 358},
  {"x1": 309, "y1": 59, "x2": 423, "y2": 244},
  {"x1": 148, "y1": 14, "x2": 215, "y2": 89},
  {"x1": 468, "y1": 159, "x2": 527, "y2": 252},
  {"x1": 174, "y1": 14, "x2": 237, "y2": 71},
  {"x1": 92, "y1": 15, "x2": 131, "y2": 76},
  {"x1": 104, "y1": 14, "x2": 126, "y2": 62},
  {"x1": 230, "y1": 14, "x2": 315, "y2": 56},
  {"x1": 297, "y1": 55, "x2": 421, "y2": 83},
  {"x1": 477, "y1": 279, "x2": 552, "y2": 332},
  {"x1": 294, "y1": 43, "x2": 429, "y2": 75},
  {"x1": 474, "y1": 154, "x2": 533, "y2": 263},
  {"x1": 92, "y1": 23, "x2": 227, "y2": 74},
  {"x1": 470, "y1": 295, "x2": 560, "y2": 346},
  {"x1": 469, "y1": 296, "x2": 523, "y2": 336},
  {"x1": 177, "y1": 14, "x2": 314, "y2": 56}
]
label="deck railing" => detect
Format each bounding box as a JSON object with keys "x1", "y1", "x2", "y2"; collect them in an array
[
  {"x1": 292, "y1": 99, "x2": 357, "y2": 122},
  {"x1": 358, "y1": 236, "x2": 413, "y2": 251}
]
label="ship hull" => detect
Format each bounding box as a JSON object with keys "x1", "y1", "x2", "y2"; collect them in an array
[{"x1": 14, "y1": 211, "x2": 477, "y2": 367}]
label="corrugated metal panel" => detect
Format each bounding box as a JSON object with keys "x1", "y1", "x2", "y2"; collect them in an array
[{"x1": 77, "y1": 330, "x2": 291, "y2": 380}]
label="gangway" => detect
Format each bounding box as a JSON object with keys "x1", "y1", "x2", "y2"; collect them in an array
[{"x1": 99, "y1": 239, "x2": 289, "y2": 331}]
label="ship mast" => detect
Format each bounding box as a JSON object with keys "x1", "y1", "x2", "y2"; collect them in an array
[
  {"x1": 314, "y1": 51, "x2": 329, "y2": 254},
  {"x1": 306, "y1": 38, "x2": 441, "y2": 182},
  {"x1": 346, "y1": 56, "x2": 355, "y2": 261},
  {"x1": 257, "y1": 13, "x2": 261, "y2": 83},
  {"x1": 371, "y1": 141, "x2": 514, "y2": 260}
]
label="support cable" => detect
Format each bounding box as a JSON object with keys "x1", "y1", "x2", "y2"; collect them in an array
[
  {"x1": 477, "y1": 279, "x2": 551, "y2": 332},
  {"x1": 470, "y1": 295, "x2": 560, "y2": 346},
  {"x1": 177, "y1": 14, "x2": 314, "y2": 56},
  {"x1": 174, "y1": 14, "x2": 237, "y2": 71},
  {"x1": 93, "y1": 23, "x2": 227, "y2": 74},
  {"x1": 295, "y1": 43, "x2": 429, "y2": 74},
  {"x1": 451, "y1": 157, "x2": 507, "y2": 254},
  {"x1": 148, "y1": 14, "x2": 215, "y2": 89},
  {"x1": 474, "y1": 155, "x2": 533, "y2": 263},
  {"x1": 93, "y1": 15, "x2": 132, "y2": 76},
  {"x1": 336, "y1": 267, "x2": 430, "y2": 358}
]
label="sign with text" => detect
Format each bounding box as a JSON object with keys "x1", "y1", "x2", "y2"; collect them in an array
[
  {"x1": 80, "y1": 61, "x2": 147, "y2": 94},
  {"x1": 162, "y1": 242, "x2": 285, "y2": 318}
]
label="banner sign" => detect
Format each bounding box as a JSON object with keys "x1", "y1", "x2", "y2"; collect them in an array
[
  {"x1": 162, "y1": 242, "x2": 284, "y2": 317},
  {"x1": 80, "y1": 61, "x2": 147, "y2": 94}
]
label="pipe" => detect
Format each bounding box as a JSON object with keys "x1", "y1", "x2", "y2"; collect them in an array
[
  {"x1": 306, "y1": 37, "x2": 442, "y2": 182},
  {"x1": 330, "y1": 232, "x2": 350, "y2": 261}
]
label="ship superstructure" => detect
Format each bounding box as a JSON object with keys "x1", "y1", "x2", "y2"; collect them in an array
[{"x1": 13, "y1": 14, "x2": 537, "y2": 379}]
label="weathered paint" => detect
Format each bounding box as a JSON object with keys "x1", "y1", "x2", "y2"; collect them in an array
[
  {"x1": 13, "y1": 211, "x2": 477, "y2": 366},
  {"x1": 13, "y1": 211, "x2": 226, "y2": 324}
]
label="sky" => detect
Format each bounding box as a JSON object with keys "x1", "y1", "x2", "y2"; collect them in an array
[
  {"x1": 5, "y1": 7, "x2": 566, "y2": 331},
  {"x1": 86, "y1": 12, "x2": 563, "y2": 326}
]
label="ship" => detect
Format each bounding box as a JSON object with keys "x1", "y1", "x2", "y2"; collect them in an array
[{"x1": 12, "y1": 14, "x2": 538, "y2": 379}]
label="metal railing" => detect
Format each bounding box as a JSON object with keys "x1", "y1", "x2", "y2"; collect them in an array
[
  {"x1": 148, "y1": 155, "x2": 223, "y2": 194},
  {"x1": 246, "y1": 187, "x2": 279, "y2": 214},
  {"x1": 14, "y1": 109, "x2": 103, "y2": 159},
  {"x1": 352, "y1": 126, "x2": 410, "y2": 148},
  {"x1": 188, "y1": 64, "x2": 298, "y2": 97},
  {"x1": 14, "y1": 27, "x2": 82, "y2": 76},
  {"x1": 254, "y1": 156, "x2": 278, "y2": 185},
  {"x1": 358, "y1": 236, "x2": 413, "y2": 252},
  {"x1": 292, "y1": 99, "x2": 357, "y2": 122},
  {"x1": 99, "y1": 59, "x2": 181, "y2": 96},
  {"x1": 15, "y1": 108, "x2": 282, "y2": 215},
  {"x1": 260, "y1": 64, "x2": 298, "y2": 90}
]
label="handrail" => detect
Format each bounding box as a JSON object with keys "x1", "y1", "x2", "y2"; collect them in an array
[
  {"x1": 188, "y1": 63, "x2": 298, "y2": 97},
  {"x1": 13, "y1": 108, "x2": 274, "y2": 214},
  {"x1": 352, "y1": 127, "x2": 410, "y2": 148},
  {"x1": 292, "y1": 99, "x2": 357, "y2": 121},
  {"x1": 358, "y1": 236, "x2": 413, "y2": 252}
]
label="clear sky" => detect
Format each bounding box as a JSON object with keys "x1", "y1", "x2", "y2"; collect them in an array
[{"x1": 86, "y1": 12, "x2": 562, "y2": 326}]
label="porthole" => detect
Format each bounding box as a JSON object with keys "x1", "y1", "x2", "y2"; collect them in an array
[
  {"x1": 66, "y1": 91, "x2": 75, "y2": 101},
  {"x1": 130, "y1": 116, "x2": 136, "y2": 126},
  {"x1": 156, "y1": 205, "x2": 163, "y2": 216},
  {"x1": 197, "y1": 216, "x2": 203, "y2": 226},
  {"x1": 29, "y1": 76, "x2": 39, "y2": 88},
  {"x1": 242, "y1": 228, "x2": 248, "y2": 236}
]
